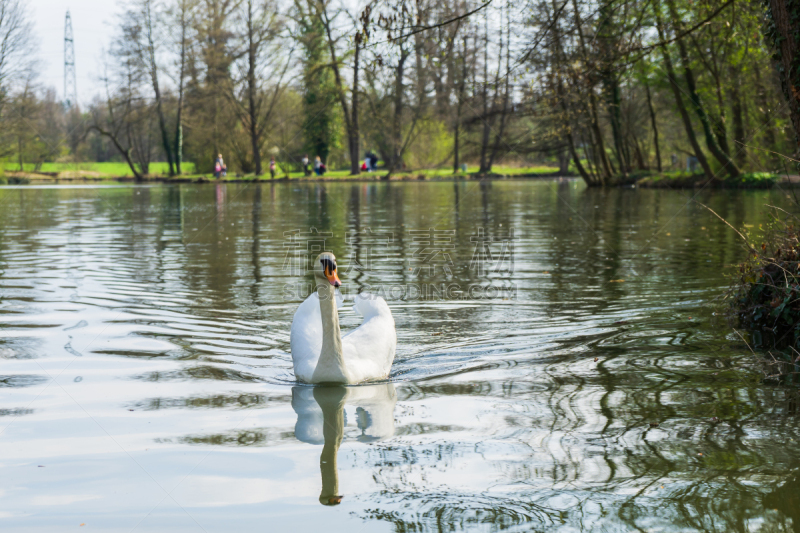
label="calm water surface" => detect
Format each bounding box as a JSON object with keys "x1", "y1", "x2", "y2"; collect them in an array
[{"x1": 1, "y1": 180, "x2": 799, "y2": 532}]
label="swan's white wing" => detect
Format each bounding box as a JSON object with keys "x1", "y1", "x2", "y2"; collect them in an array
[
  {"x1": 290, "y1": 293, "x2": 322, "y2": 382},
  {"x1": 341, "y1": 293, "x2": 397, "y2": 382}
]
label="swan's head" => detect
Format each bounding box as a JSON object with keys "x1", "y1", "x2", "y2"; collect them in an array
[{"x1": 314, "y1": 252, "x2": 341, "y2": 288}]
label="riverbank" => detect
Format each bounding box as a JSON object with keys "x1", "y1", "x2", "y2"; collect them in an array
[
  {"x1": 634, "y1": 171, "x2": 790, "y2": 188},
  {"x1": 3, "y1": 166, "x2": 793, "y2": 188},
  {"x1": 1, "y1": 166, "x2": 569, "y2": 184}
]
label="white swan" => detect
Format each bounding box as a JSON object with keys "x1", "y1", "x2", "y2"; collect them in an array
[{"x1": 290, "y1": 252, "x2": 396, "y2": 384}]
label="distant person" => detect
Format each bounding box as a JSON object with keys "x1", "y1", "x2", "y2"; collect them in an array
[
  {"x1": 361, "y1": 160, "x2": 368, "y2": 172},
  {"x1": 302, "y1": 154, "x2": 310, "y2": 176},
  {"x1": 214, "y1": 153, "x2": 225, "y2": 179},
  {"x1": 270, "y1": 157, "x2": 276, "y2": 179},
  {"x1": 369, "y1": 152, "x2": 378, "y2": 171},
  {"x1": 314, "y1": 156, "x2": 322, "y2": 176}
]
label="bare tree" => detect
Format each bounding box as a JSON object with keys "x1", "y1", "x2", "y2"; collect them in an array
[
  {"x1": 90, "y1": 49, "x2": 156, "y2": 181},
  {"x1": 9, "y1": 73, "x2": 39, "y2": 170},
  {"x1": 194, "y1": 0, "x2": 241, "y2": 171},
  {"x1": 0, "y1": 0, "x2": 35, "y2": 102},
  {"x1": 312, "y1": 0, "x2": 363, "y2": 175},
  {"x1": 119, "y1": 0, "x2": 179, "y2": 175},
  {"x1": 228, "y1": 0, "x2": 288, "y2": 176},
  {"x1": 165, "y1": 0, "x2": 196, "y2": 175}
]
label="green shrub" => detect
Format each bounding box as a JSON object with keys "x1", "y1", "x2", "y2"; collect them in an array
[
  {"x1": 403, "y1": 118, "x2": 453, "y2": 170},
  {"x1": 729, "y1": 210, "x2": 800, "y2": 383},
  {"x1": 735, "y1": 172, "x2": 780, "y2": 186}
]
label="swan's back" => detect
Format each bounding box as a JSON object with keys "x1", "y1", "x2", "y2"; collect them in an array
[{"x1": 341, "y1": 293, "x2": 396, "y2": 382}]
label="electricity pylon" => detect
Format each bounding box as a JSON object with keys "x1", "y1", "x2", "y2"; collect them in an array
[{"x1": 64, "y1": 10, "x2": 77, "y2": 108}]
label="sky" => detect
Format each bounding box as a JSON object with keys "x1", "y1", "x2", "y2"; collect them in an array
[{"x1": 28, "y1": 0, "x2": 121, "y2": 105}]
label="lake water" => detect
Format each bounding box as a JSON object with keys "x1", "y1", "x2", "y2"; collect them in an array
[{"x1": 1, "y1": 180, "x2": 799, "y2": 532}]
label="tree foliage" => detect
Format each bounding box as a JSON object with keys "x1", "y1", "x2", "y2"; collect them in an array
[{"x1": 1, "y1": 0, "x2": 798, "y2": 183}]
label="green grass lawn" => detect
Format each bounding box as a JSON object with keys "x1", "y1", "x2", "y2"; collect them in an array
[
  {"x1": 4, "y1": 161, "x2": 560, "y2": 180},
  {"x1": 3, "y1": 162, "x2": 196, "y2": 176},
  {"x1": 414, "y1": 165, "x2": 560, "y2": 177}
]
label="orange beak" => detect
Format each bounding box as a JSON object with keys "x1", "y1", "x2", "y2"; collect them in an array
[{"x1": 325, "y1": 264, "x2": 341, "y2": 287}]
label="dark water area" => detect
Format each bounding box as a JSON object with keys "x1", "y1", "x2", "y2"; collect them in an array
[{"x1": 0, "y1": 180, "x2": 799, "y2": 532}]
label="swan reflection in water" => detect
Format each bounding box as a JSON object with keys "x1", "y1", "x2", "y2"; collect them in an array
[{"x1": 292, "y1": 383, "x2": 397, "y2": 506}]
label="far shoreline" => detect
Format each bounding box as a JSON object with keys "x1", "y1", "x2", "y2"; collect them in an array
[
  {"x1": 2, "y1": 170, "x2": 573, "y2": 184},
  {"x1": 3, "y1": 170, "x2": 797, "y2": 188}
]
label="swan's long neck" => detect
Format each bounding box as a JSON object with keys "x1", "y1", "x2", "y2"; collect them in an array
[{"x1": 311, "y1": 281, "x2": 349, "y2": 383}]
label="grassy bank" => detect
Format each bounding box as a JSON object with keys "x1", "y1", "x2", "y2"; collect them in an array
[
  {"x1": 1, "y1": 162, "x2": 197, "y2": 177},
  {"x1": 635, "y1": 171, "x2": 781, "y2": 188},
  {"x1": 2, "y1": 162, "x2": 563, "y2": 182}
]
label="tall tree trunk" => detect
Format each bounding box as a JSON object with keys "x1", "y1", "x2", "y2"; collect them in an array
[
  {"x1": 597, "y1": 0, "x2": 628, "y2": 175},
  {"x1": 479, "y1": 13, "x2": 491, "y2": 173},
  {"x1": 173, "y1": 0, "x2": 189, "y2": 175},
  {"x1": 413, "y1": 14, "x2": 427, "y2": 110},
  {"x1": 654, "y1": 4, "x2": 713, "y2": 178},
  {"x1": 152, "y1": 84, "x2": 174, "y2": 176},
  {"x1": 581, "y1": 129, "x2": 600, "y2": 183},
  {"x1": 711, "y1": 71, "x2": 731, "y2": 158},
  {"x1": 565, "y1": 115, "x2": 591, "y2": 184},
  {"x1": 392, "y1": 50, "x2": 408, "y2": 171},
  {"x1": 631, "y1": 135, "x2": 646, "y2": 170},
  {"x1": 317, "y1": 2, "x2": 358, "y2": 174},
  {"x1": 571, "y1": 0, "x2": 612, "y2": 181},
  {"x1": 753, "y1": 61, "x2": 778, "y2": 156},
  {"x1": 550, "y1": 0, "x2": 592, "y2": 185},
  {"x1": 349, "y1": 36, "x2": 361, "y2": 175},
  {"x1": 666, "y1": 0, "x2": 740, "y2": 178},
  {"x1": 645, "y1": 82, "x2": 662, "y2": 172},
  {"x1": 247, "y1": 13, "x2": 262, "y2": 176},
  {"x1": 764, "y1": 0, "x2": 800, "y2": 157},
  {"x1": 558, "y1": 150, "x2": 570, "y2": 174},
  {"x1": 453, "y1": 38, "x2": 467, "y2": 174},
  {"x1": 729, "y1": 64, "x2": 746, "y2": 169},
  {"x1": 143, "y1": 0, "x2": 174, "y2": 176},
  {"x1": 487, "y1": 6, "x2": 511, "y2": 171},
  {"x1": 605, "y1": 76, "x2": 628, "y2": 174}
]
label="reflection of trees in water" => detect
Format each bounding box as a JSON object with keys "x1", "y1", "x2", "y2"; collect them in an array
[
  {"x1": 358, "y1": 382, "x2": 800, "y2": 531},
  {"x1": 134, "y1": 390, "x2": 286, "y2": 411},
  {"x1": 250, "y1": 184, "x2": 262, "y2": 306},
  {"x1": 764, "y1": 472, "x2": 800, "y2": 532},
  {"x1": 361, "y1": 493, "x2": 564, "y2": 533}
]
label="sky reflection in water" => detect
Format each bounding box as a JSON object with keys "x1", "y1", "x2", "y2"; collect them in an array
[{"x1": 0, "y1": 180, "x2": 799, "y2": 532}]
